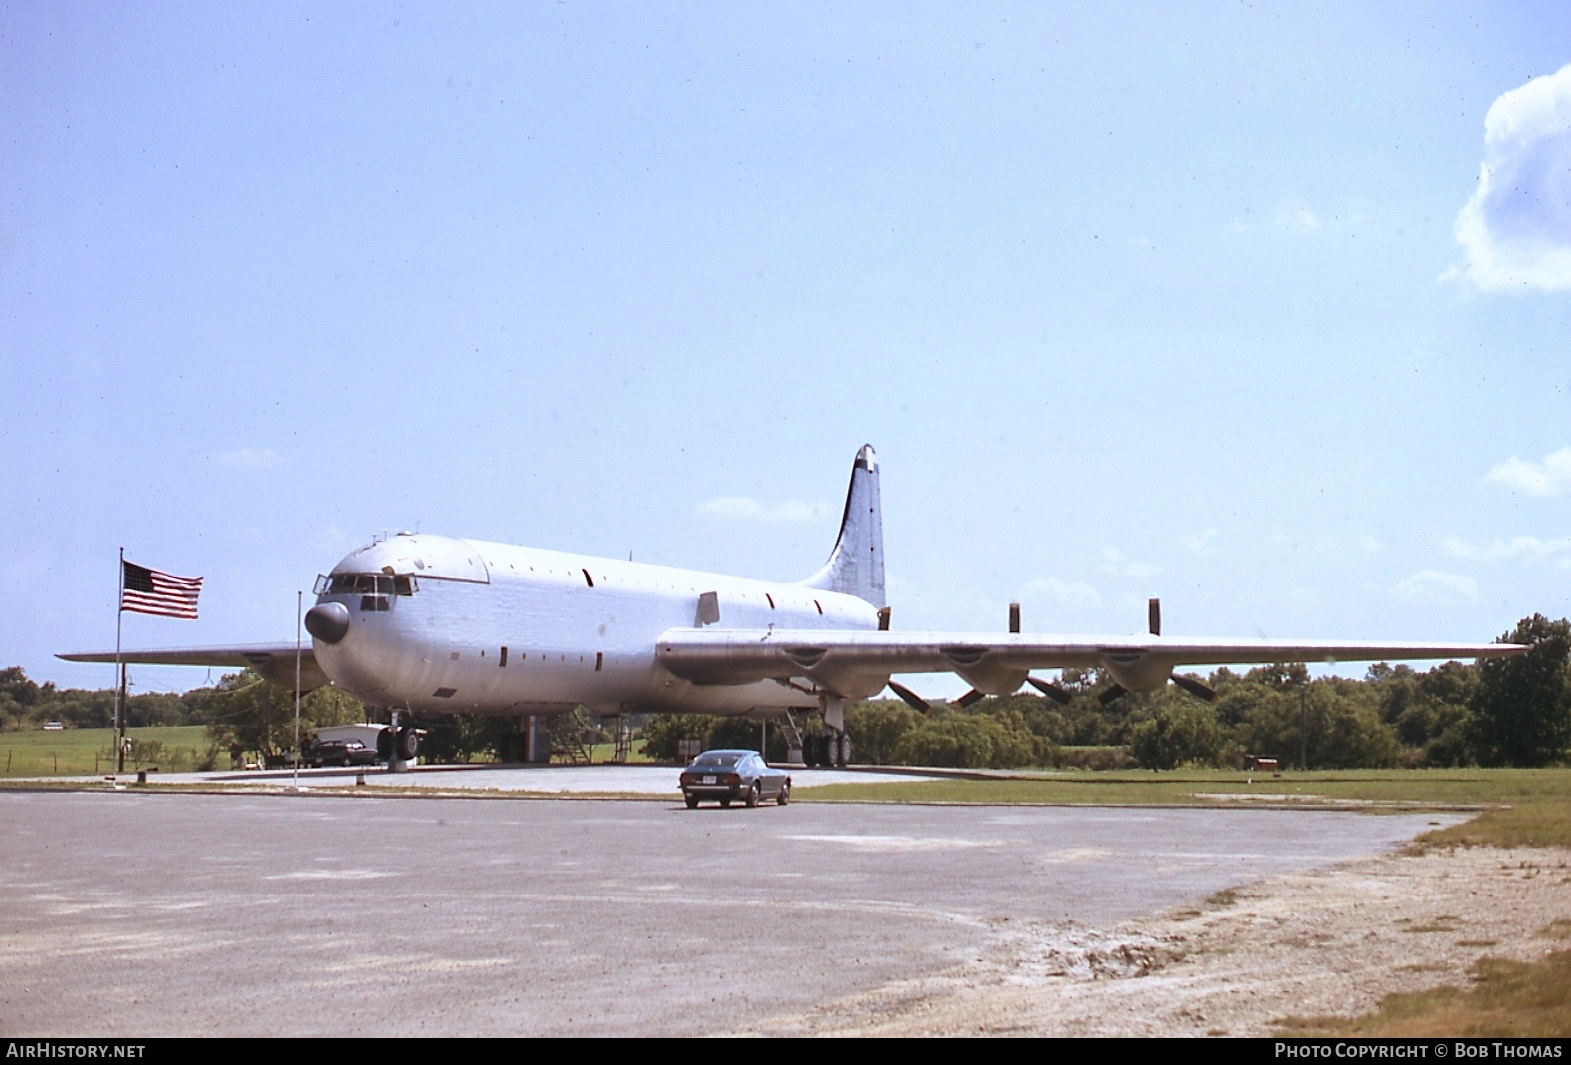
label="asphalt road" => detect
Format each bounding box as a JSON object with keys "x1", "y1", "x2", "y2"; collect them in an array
[{"x1": 0, "y1": 791, "x2": 1459, "y2": 1037}]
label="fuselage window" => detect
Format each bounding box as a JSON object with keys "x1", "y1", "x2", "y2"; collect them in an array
[
  {"x1": 500, "y1": 646, "x2": 508, "y2": 667},
  {"x1": 321, "y1": 573, "x2": 416, "y2": 596}
]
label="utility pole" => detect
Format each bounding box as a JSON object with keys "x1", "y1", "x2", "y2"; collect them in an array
[{"x1": 1299, "y1": 682, "x2": 1307, "y2": 771}]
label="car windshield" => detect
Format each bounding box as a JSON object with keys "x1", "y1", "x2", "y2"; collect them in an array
[{"x1": 692, "y1": 753, "x2": 741, "y2": 767}]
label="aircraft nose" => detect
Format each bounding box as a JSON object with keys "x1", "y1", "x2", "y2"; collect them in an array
[{"x1": 304, "y1": 602, "x2": 351, "y2": 644}]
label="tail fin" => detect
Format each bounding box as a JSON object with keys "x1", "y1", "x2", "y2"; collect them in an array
[{"x1": 801, "y1": 444, "x2": 885, "y2": 608}]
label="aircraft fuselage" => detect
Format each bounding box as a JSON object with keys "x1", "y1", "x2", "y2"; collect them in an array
[{"x1": 309, "y1": 533, "x2": 877, "y2": 717}]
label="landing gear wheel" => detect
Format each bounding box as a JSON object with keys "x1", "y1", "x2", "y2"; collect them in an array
[
  {"x1": 777, "y1": 781, "x2": 790, "y2": 806},
  {"x1": 398, "y1": 727, "x2": 420, "y2": 761},
  {"x1": 745, "y1": 783, "x2": 760, "y2": 808},
  {"x1": 720, "y1": 798, "x2": 732, "y2": 808},
  {"x1": 684, "y1": 793, "x2": 699, "y2": 809}
]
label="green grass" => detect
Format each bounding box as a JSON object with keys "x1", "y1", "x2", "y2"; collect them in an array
[
  {"x1": 0, "y1": 726, "x2": 213, "y2": 776},
  {"x1": 793, "y1": 767, "x2": 1571, "y2": 848},
  {"x1": 1278, "y1": 946, "x2": 1571, "y2": 1037}
]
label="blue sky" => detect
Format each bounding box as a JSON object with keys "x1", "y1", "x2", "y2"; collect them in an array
[{"x1": 4, "y1": 2, "x2": 1569, "y2": 698}]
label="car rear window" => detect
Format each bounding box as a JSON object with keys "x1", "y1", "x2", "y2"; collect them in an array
[{"x1": 693, "y1": 753, "x2": 741, "y2": 767}]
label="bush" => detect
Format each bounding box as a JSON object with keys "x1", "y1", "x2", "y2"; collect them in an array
[
  {"x1": 844, "y1": 700, "x2": 922, "y2": 764},
  {"x1": 1129, "y1": 701, "x2": 1226, "y2": 770},
  {"x1": 1054, "y1": 746, "x2": 1136, "y2": 771},
  {"x1": 894, "y1": 709, "x2": 1044, "y2": 769}
]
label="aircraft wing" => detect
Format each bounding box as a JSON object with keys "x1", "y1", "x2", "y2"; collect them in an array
[
  {"x1": 57, "y1": 645, "x2": 328, "y2": 692},
  {"x1": 656, "y1": 628, "x2": 1524, "y2": 699}
]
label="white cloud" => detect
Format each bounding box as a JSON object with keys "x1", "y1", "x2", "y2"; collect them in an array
[
  {"x1": 1453, "y1": 64, "x2": 1571, "y2": 291},
  {"x1": 1276, "y1": 204, "x2": 1322, "y2": 233},
  {"x1": 1391, "y1": 569, "x2": 1478, "y2": 606},
  {"x1": 1179, "y1": 529, "x2": 1220, "y2": 556},
  {"x1": 1020, "y1": 577, "x2": 1102, "y2": 610},
  {"x1": 698, "y1": 496, "x2": 826, "y2": 523},
  {"x1": 1482, "y1": 447, "x2": 1571, "y2": 495},
  {"x1": 1444, "y1": 534, "x2": 1571, "y2": 566},
  {"x1": 212, "y1": 448, "x2": 279, "y2": 469},
  {"x1": 1099, "y1": 547, "x2": 1159, "y2": 578}
]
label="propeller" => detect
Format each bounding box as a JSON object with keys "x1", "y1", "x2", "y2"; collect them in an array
[
  {"x1": 1171, "y1": 673, "x2": 1218, "y2": 702},
  {"x1": 1027, "y1": 675, "x2": 1073, "y2": 705},
  {"x1": 886, "y1": 680, "x2": 930, "y2": 713},
  {"x1": 1149, "y1": 595, "x2": 1216, "y2": 700}
]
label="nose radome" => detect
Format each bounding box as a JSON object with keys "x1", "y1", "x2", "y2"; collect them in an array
[{"x1": 305, "y1": 602, "x2": 351, "y2": 644}]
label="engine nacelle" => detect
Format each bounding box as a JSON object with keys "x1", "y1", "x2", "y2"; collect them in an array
[{"x1": 1099, "y1": 651, "x2": 1175, "y2": 694}]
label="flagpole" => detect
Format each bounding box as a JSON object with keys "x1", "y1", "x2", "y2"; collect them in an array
[
  {"x1": 293, "y1": 590, "x2": 302, "y2": 789},
  {"x1": 114, "y1": 547, "x2": 124, "y2": 776}
]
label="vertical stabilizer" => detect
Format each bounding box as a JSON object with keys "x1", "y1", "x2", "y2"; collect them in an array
[{"x1": 801, "y1": 445, "x2": 885, "y2": 608}]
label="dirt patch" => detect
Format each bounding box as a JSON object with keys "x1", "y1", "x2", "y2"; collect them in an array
[{"x1": 745, "y1": 846, "x2": 1571, "y2": 1037}]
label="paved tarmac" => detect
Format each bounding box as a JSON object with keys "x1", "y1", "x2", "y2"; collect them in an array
[
  {"x1": 0, "y1": 788, "x2": 1462, "y2": 1037},
  {"x1": 152, "y1": 760, "x2": 926, "y2": 794}
]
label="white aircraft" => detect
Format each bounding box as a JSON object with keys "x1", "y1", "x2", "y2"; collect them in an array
[{"x1": 62, "y1": 445, "x2": 1522, "y2": 766}]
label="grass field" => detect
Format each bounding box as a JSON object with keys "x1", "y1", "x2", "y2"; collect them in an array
[
  {"x1": 0, "y1": 726, "x2": 214, "y2": 776},
  {"x1": 1280, "y1": 945, "x2": 1571, "y2": 1037},
  {"x1": 0, "y1": 728, "x2": 665, "y2": 776},
  {"x1": 795, "y1": 767, "x2": 1571, "y2": 846}
]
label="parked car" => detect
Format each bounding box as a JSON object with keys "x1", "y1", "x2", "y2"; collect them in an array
[
  {"x1": 679, "y1": 749, "x2": 791, "y2": 809},
  {"x1": 305, "y1": 739, "x2": 380, "y2": 768}
]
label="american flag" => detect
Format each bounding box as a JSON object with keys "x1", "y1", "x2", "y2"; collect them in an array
[{"x1": 121, "y1": 560, "x2": 202, "y2": 619}]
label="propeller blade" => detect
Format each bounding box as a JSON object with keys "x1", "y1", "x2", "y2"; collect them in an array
[
  {"x1": 955, "y1": 689, "x2": 986, "y2": 708},
  {"x1": 1170, "y1": 673, "x2": 1217, "y2": 702},
  {"x1": 886, "y1": 681, "x2": 930, "y2": 713},
  {"x1": 1148, "y1": 597, "x2": 1161, "y2": 636},
  {"x1": 1097, "y1": 683, "x2": 1129, "y2": 706},
  {"x1": 1009, "y1": 601, "x2": 1021, "y2": 634},
  {"x1": 1027, "y1": 675, "x2": 1073, "y2": 705}
]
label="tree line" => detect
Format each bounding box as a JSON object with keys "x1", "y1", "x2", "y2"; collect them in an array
[
  {"x1": 6, "y1": 613, "x2": 1566, "y2": 770},
  {"x1": 640, "y1": 614, "x2": 1571, "y2": 771}
]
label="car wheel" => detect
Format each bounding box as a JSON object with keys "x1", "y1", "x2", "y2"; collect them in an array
[
  {"x1": 684, "y1": 793, "x2": 699, "y2": 809},
  {"x1": 777, "y1": 781, "x2": 790, "y2": 806},
  {"x1": 720, "y1": 798, "x2": 731, "y2": 808},
  {"x1": 745, "y1": 783, "x2": 760, "y2": 808}
]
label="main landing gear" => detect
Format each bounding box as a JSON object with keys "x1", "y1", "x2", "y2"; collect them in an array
[
  {"x1": 373, "y1": 709, "x2": 422, "y2": 773},
  {"x1": 801, "y1": 731, "x2": 851, "y2": 768}
]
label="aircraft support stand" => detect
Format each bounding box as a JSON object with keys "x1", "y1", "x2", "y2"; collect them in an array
[{"x1": 386, "y1": 708, "x2": 409, "y2": 774}]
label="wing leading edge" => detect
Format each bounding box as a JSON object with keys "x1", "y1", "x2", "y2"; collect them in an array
[
  {"x1": 656, "y1": 628, "x2": 1527, "y2": 701},
  {"x1": 57, "y1": 646, "x2": 327, "y2": 692}
]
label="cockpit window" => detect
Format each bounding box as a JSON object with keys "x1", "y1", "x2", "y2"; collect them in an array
[{"x1": 314, "y1": 573, "x2": 416, "y2": 596}]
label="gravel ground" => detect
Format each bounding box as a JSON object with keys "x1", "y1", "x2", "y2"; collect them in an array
[{"x1": 744, "y1": 845, "x2": 1571, "y2": 1037}]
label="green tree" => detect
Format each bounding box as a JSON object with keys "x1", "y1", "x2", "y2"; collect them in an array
[
  {"x1": 1469, "y1": 614, "x2": 1571, "y2": 768},
  {"x1": 638, "y1": 714, "x2": 717, "y2": 761},
  {"x1": 895, "y1": 707, "x2": 1043, "y2": 768},
  {"x1": 844, "y1": 700, "x2": 922, "y2": 764},
  {"x1": 204, "y1": 673, "x2": 367, "y2": 760},
  {"x1": 1233, "y1": 681, "x2": 1400, "y2": 769},
  {"x1": 1129, "y1": 699, "x2": 1227, "y2": 769}
]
